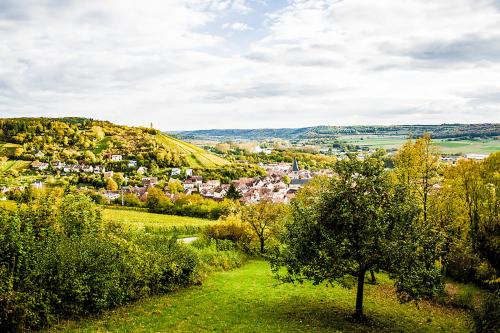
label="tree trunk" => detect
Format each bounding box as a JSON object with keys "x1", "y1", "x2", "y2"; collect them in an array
[
  {"x1": 355, "y1": 265, "x2": 367, "y2": 320},
  {"x1": 259, "y1": 237, "x2": 265, "y2": 253},
  {"x1": 370, "y1": 270, "x2": 376, "y2": 284}
]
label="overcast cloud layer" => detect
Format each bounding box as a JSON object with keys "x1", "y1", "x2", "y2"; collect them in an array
[{"x1": 1, "y1": 0, "x2": 500, "y2": 130}]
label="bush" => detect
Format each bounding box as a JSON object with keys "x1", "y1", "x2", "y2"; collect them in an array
[
  {"x1": 0, "y1": 194, "x2": 206, "y2": 332},
  {"x1": 473, "y1": 293, "x2": 500, "y2": 333},
  {"x1": 204, "y1": 217, "x2": 254, "y2": 253},
  {"x1": 194, "y1": 241, "x2": 247, "y2": 273}
]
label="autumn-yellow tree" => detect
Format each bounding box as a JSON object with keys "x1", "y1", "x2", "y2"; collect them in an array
[{"x1": 394, "y1": 133, "x2": 440, "y2": 223}]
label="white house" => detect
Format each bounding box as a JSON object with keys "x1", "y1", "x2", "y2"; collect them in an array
[
  {"x1": 111, "y1": 155, "x2": 123, "y2": 161},
  {"x1": 185, "y1": 168, "x2": 193, "y2": 176},
  {"x1": 128, "y1": 160, "x2": 137, "y2": 168},
  {"x1": 171, "y1": 168, "x2": 181, "y2": 176},
  {"x1": 137, "y1": 166, "x2": 147, "y2": 174}
]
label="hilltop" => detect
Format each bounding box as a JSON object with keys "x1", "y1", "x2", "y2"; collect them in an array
[
  {"x1": 174, "y1": 123, "x2": 500, "y2": 141},
  {"x1": 0, "y1": 117, "x2": 228, "y2": 169}
]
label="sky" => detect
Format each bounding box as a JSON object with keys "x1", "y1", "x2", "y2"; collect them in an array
[{"x1": 1, "y1": 0, "x2": 500, "y2": 131}]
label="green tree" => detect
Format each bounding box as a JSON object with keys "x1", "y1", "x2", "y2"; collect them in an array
[
  {"x1": 59, "y1": 194, "x2": 102, "y2": 237},
  {"x1": 146, "y1": 188, "x2": 172, "y2": 213},
  {"x1": 241, "y1": 201, "x2": 287, "y2": 253},
  {"x1": 272, "y1": 155, "x2": 443, "y2": 319},
  {"x1": 225, "y1": 183, "x2": 242, "y2": 200}
]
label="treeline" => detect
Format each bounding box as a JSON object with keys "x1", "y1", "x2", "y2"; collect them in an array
[
  {"x1": 194, "y1": 163, "x2": 266, "y2": 183},
  {"x1": 0, "y1": 190, "x2": 245, "y2": 331},
  {"x1": 143, "y1": 189, "x2": 239, "y2": 220},
  {"x1": 175, "y1": 123, "x2": 500, "y2": 141},
  {"x1": 208, "y1": 145, "x2": 337, "y2": 171},
  {"x1": 394, "y1": 135, "x2": 499, "y2": 288}
]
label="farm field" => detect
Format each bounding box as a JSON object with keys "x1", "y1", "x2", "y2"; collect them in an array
[
  {"x1": 49, "y1": 260, "x2": 472, "y2": 333},
  {"x1": 0, "y1": 142, "x2": 22, "y2": 156},
  {"x1": 339, "y1": 136, "x2": 499, "y2": 154},
  {"x1": 0, "y1": 159, "x2": 31, "y2": 173},
  {"x1": 102, "y1": 207, "x2": 214, "y2": 234}
]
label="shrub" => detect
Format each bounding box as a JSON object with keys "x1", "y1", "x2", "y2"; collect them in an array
[
  {"x1": 0, "y1": 194, "x2": 207, "y2": 332},
  {"x1": 473, "y1": 293, "x2": 500, "y2": 333},
  {"x1": 194, "y1": 242, "x2": 247, "y2": 273},
  {"x1": 204, "y1": 217, "x2": 254, "y2": 253}
]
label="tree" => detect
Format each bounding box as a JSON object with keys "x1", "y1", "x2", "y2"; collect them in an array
[
  {"x1": 146, "y1": 188, "x2": 172, "y2": 213},
  {"x1": 436, "y1": 154, "x2": 500, "y2": 278},
  {"x1": 168, "y1": 179, "x2": 184, "y2": 194},
  {"x1": 105, "y1": 177, "x2": 118, "y2": 191},
  {"x1": 241, "y1": 201, "x2": 287, "y2": 253},
  {"x1": 225, "y1": 183, "x2": 242, "y2": 200},
  {"x1": 59, "y1": 194, "x2": 102, "y2": 237},
  {"x1": 394, "y1": 133, "x2": 439, "y2": 223},
  {"x1": 271, "y1": 154, "x2": 443, "y2": 320}
]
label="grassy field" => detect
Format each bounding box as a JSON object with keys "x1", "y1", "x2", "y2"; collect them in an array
[
  {"x1": 340, "y1": 136, "x2": 499, "y2": 154},
  {"x1": 102, "y1": 207, "x2": 214, "y2": 234},
  {"x1": 0, "y1": 142, "x2": 22, "y2": 156},
  {"x1": 0, "y1": 159, "x2": 31, "y2": 172},
  {"x1": 49, "y1": 260, "x2": 472, "y2": 333},
  {"x1": 156, "y1": 134, "x2": 229, "y2": 168}
]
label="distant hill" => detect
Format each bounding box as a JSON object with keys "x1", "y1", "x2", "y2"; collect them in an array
[
  {"x1": 173, "y1": 124, "x2": 500, "y2": 141},
  {"x1": 0, "y1": 118, "x2": 228, "y2": 169}
]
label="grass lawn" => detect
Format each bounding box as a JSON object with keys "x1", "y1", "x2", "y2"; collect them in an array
[
  {"x1": 102, "y1": 207, "x2": 214, "y2": 233},
  {"x1": 48, "y1": 260, "x2": 471, "y2": 333}
]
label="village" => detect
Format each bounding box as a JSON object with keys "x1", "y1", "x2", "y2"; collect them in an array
[{"x1": 103, "y1": 160, "x2": 333, "y2": 204}]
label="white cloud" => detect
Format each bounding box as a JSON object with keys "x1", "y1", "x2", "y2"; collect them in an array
[
  {"x1": 222, "y1": 21, "x2": 253, "y2": 31},
  {"x1": 0, "y1": 0, "x2": 499, "y2": 130}
]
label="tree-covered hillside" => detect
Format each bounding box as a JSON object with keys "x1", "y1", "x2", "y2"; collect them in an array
[
  {"x1": 0, "y1": 118, "x2": 228, "y2": 168},
  {"x1": 174, "y1": 123, "x2": 500, "y2": 141}
]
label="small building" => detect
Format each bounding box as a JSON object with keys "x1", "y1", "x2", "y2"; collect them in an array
[
  {"x1": 289, "y1": 178, "x2": 310, "y2": 190},
  {"x1": 185, "y1": 168, "x2": 193, "y2": 177},
  {"x1": 171, "y1": 168, "x2": 181, "y2": 176},
  {"x1": 34, "y1": 151, "x2": 45, "y2": 158},
  {"x1": 31, "y1": 161, "x2": 49, "y2": 171},
  {"x1": 142, "y1": 177, "x2": 158, "y2": 188},
  {"x1": 111, "y1": 155, "x2": 123, "y2": 161},
  {"x1": 137, "y1": 166, "x2": 147, "y2": 175},
  {"x1": 103, "y1": 171, "x2": 114, "y2": 179},
  {"x1": 128, "y1": 160, "x2": 137, "y2": 168},
  {"x1": 465, "y1": 154, "x2": 489, "y2": 160}
]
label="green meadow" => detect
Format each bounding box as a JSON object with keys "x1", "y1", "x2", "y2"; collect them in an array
[
  {"x1": 48, "y1": 260, "x2": 473, "y2": 333},
  {"x1": 340, "y1": 136, "x2": 499, "y2": 154}
]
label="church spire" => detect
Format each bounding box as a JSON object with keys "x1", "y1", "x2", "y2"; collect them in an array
[{"x1": 292, "y1": 159, "x2": 299, "y2": 172}]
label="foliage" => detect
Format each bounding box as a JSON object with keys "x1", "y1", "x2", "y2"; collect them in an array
[
  {"x1": 225, "y1": 183, "x2": 242, "y2": 200},
  {"x1": 0, "y1": 192, "x2": 229, "y2": 331},
  {"x1": 146, "y1": 190, "x2": 239, "y2": 220},
  {"x1": 429, "y1": 152, "x2": 499, "y2": 287},
  {"x1": 0, "y1": 117, "x2": 228, "y2": 169},
  {"x1": 271, "y1": 154, "x2": 444, "y2": 318},
  {"x1": 240, "y1": 201, "x2": 288, "y2": 254},
  {"x1": 394, "y1": 133, "x2": 440, "y2": 223},
  {"x1": 473, "y1": 292, "x2": 500, "y2": 333}
]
